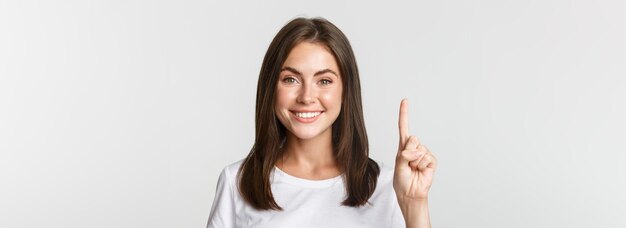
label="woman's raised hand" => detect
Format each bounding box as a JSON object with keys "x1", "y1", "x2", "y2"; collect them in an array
[{"x1": 393, "y1": 99, "x2": 437, "y2": 202}]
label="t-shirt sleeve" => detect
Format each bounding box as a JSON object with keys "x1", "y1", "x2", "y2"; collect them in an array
[
  {"x1": 381, "y1": 162, "x2": 407, "y2": 228},
  {"x1": 207, "y1": 167, "x2": 237, "y2": 228}
]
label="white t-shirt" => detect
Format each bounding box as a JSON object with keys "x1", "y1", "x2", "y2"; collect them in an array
[{"x1": 207, "y1": 159, "x2": 406, "y2": 228}]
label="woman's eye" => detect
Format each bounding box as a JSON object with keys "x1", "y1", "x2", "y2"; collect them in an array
[
  {"x1": 320, "y1": 79, "x2": 332, "y2": 85},
  {"x1": 283, "y1": 77, "x2": 297, "y2": 84}
]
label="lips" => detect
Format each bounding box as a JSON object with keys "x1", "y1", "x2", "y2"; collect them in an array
[{"x1": 290, "y1": 110, "x2": 324, "y2": 123}]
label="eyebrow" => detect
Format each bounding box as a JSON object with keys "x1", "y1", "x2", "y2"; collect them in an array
[{"x1": 280, "y1": 66, "x2": 338, "y2": 77}]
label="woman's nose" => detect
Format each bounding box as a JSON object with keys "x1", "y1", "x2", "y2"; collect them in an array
[{"x1": 296, "y1": 83, "x2": 316, "y2": 104}]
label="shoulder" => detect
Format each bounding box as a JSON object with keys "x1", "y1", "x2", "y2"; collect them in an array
[
  {"x1": 223, "y1": 159, "x2": 245, "y2": 176},
  {"x1": 208, "y1": 159, "x2": 246, "y2": 228},
  {"x1": 370, "y1": 160, "x2": 397, "y2": 199},
  {"x1": 218, "y1": 159, "x2": 245, "y2": 183},
  {"x1": 376, "y1": 161, "x2": 395, "y2": 184}
]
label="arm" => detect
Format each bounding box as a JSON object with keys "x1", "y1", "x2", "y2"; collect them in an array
[
  {"x1": 393, "y1": 99, "x2": 437, "y2": 228},
  {"x1": 397, "y1": 197, "x2": 430, "y2": 228}
]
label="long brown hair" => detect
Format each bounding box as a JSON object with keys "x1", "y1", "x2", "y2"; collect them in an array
[{"x1": 237, "y1": 17, "x2": 379, "y2": 210}]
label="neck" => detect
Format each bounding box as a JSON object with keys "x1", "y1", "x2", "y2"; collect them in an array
[{"x1": 279, "y1": 128, "x2": 337, "y2": 175}]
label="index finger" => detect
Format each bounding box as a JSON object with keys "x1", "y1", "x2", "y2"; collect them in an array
[{"x1": 398, "y1": 98, "x2": 409, "y2": 144}]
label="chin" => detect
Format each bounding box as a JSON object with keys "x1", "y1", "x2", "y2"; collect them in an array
[
  {"x1": 291, "y1": 131, "x2": 323, "y2": 140},
  {"x1": 289, "y1": 126, "x2": 330, "y2": 140}
]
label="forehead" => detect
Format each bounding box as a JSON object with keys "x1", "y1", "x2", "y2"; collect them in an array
[{"x1": 281, "y1": 42, "x2": 340, "y2": 73}]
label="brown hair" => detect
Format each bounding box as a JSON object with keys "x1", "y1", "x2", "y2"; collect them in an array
[{"x1": 237, "y1": 17, "x2": 379, "y2": 210}]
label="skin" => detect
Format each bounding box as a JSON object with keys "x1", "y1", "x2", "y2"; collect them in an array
[
  {"x1": 275, "y1": 42, "x2": 343, "y2": 180},
  {"x1": 275, "y1": 41, "x2": 438, "y2": 228},
  {"x1": 395, "y1": 99, "x2": 438, "y2": 228}
]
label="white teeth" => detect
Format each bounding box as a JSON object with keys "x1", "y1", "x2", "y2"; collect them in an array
[{"x1": 295, "y1": 112, "x2": 321, "y2": 118}]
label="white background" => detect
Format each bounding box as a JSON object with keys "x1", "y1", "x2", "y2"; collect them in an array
[{"x1": 1, "y1": 0, "x2": 625, "y2": 227}]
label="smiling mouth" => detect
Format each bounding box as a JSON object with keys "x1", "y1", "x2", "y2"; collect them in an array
[
  {"x1": 291, "y1": 111, "x2": 323, "y2": 118},
  {"x1": 289, "y1": 110, "x2": 324, "y2": 123}
]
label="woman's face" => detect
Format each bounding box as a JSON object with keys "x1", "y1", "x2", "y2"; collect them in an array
[{"x1": 275, "y1": 42, "x2": 343, "y2": 141}]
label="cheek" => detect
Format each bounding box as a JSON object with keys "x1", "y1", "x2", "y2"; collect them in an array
[
  {"x1": 274, "y1": 90, "x2": 289, "y2": 124},
  {"x1": 275, "y1": 87, "x2": 294, "y2": 111},
  {"x1": 320, "y1": 88, "x2": 342, "y2": 108}
]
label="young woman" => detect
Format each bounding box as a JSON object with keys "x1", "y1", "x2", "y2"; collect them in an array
[{"x1": 207, "y1": 17, "x2": 437, "y2": 228}]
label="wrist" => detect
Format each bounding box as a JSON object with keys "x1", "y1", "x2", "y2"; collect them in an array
[
  {"x1": 397, "y1": 193, "x2": 429, "y2": 206},
  {"x1": 397, "y1": 196, "x2": 430, "y2": 228},
  {"x1": 397, "y1": 196, "x2": 428, "y2": 212}
]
